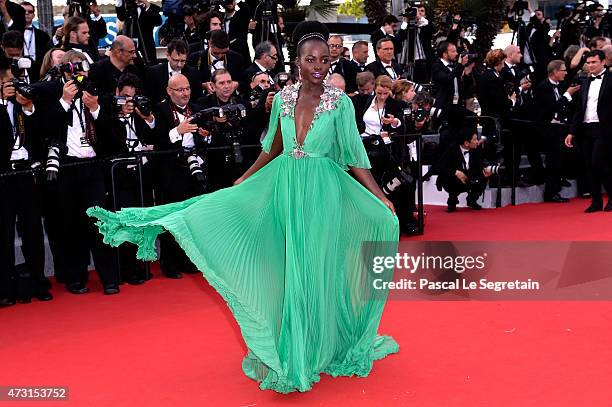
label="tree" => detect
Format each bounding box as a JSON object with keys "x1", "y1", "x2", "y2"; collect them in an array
[
  {"x1": 364, "y1": 0, "x2": 389, "y2": 26},
  {"x1": 339, "y1": 0, "x2": 366, "y2": 21}
]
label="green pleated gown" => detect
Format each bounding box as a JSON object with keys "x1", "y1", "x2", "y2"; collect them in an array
[{"x1": 87, "y1": 83, "x2": 400, "y2": 393}]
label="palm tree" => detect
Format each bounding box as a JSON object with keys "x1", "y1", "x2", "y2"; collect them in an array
[{"x1": 364, "y1": 0, "x2": 390, "y2": 26}]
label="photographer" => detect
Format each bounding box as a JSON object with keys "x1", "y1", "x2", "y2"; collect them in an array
[
  {"x1": 370, "y1": 15, "x2": 402, "y2": 60},
  {"x1": 99, "y1": 73, "x2": 156, "y2": 285},
  {"x1": 116, "y1": 0, "x2": 162, "y2": 66},
  {"x1": 187, "y1": 9, "x2": 223, "y2": 54},
  {"x1": 62, "y1": 16, "x2": 99, "y2": 63},
  {"x1": 153, "y1": 73, "x2": 207, "y2": 278},
  {"x1": 532, "y1": 59, "x2": 581, "y2": 203},
  {"x1": 146, "y1": 39, "x2": 202, "y2": 104},
  {"x1": 223, "y1": 1, "x2": 251, "y2": 64},
  {"x1": 88, "y1": 35, "x2": 141, "y2": 98},
  {"x1": 239, "y1": 40, "x2": 277, "y2": 95},
  {"x1": 519, "y1": 9, "x2": 552, "y2": 84},
  {"x1": 0, "y1": 56, "x2": 50, "y2": 306},
  {"x1": 0, "y1": 0, "x2": 25, "y2": 36},
  {"x1": 399, "y1": 3, "x2": 433, "y2": 84},
  {"x1": 20, "y1": 2, "x2": 50, "y2": 82},
  {"x1": 245, "y1": 0, "x2": 294, "y2": 51},
  {"x1": 585, "y1": 2, "x2": 609, "y2": 40},
  {"x1": 187, "y1": 29, "x2": 244, "y2": 95},
  {"x1": 197, "y1": 68, "x2": 255, "y2": 190},
  {"x1": 432, "y1": 127, "x2": 492, "y2": 212},
  {"x1": 44, "y1": 50, "x2": 119, "y2": 295},
  {"x1": 1, "y1": 30, "x2": 33, "y2": 82}
]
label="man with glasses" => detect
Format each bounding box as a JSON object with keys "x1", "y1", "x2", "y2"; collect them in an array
[
  {"x1": 19, "y1": 2, "x2": 49, "y2": 82},
  {"x1": 89, "y1": 35, "x2": 141, "y2": 97},
  {"x1": 326, "y1": 35, "x2": 358, "y2": 93},
  {"x1": 239, "y1": 40, "x2": 278, "y2": 95},
  {"x1": 153, "y1": 73, "x2": 208, "y2": 278},
  {"x1": 147, "y1": 39, "x2": 201, "y2": 103},
  {"x1": 188, "y1": 29, "x2": 244, "y2": 95}
]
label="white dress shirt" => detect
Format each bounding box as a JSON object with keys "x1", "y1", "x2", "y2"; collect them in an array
[
  {"x1": 168, "y1": 62, "x2": 181, "y2": 77},
  {"x1": 360, "y1": 97, "x2": 400, "y2": 137},
  {"x1": 460, "y1": 146, "x2": 470, "y2": 170},
  {"x1": 441, "y1": 58, "x2": 459, "y2": 104},
  {"x1": 168, "y1": 107, "x2": 195, "y2": 148},
  {"x1": 23, "y1": 26, "x2": 37, "y2": 61},
  {"x1": 2, "y1": 100, "x2": 34, "y2": 161},
  {"x1": 585, "y1": 70, "x2": 605, "y2": 123},
  {"x1": 59, "y1": 97, "x2": 99, "y2": 158}
]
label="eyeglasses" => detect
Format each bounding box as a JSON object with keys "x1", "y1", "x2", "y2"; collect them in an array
[
  {"x1": 24, "y1": 10, "x2": 34, "y2": 14},
  {"x1": 267, "y1": 54, "x2": 278, "y2": 60},
  {"x1": 169, "y1": 87, "x2": 191, "y2": 93},
  {"x1": 170, "y1": 57, "x2": 187, "y2": 64},
  {"x1": 328, "y1": 44, "x2": 343, "y2": 49},
  {"x1": 121, "y1": 49, "x2": 137, "y2": 55}
]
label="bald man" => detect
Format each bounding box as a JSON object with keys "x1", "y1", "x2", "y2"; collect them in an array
[
  {"x1": 603, "y1": 44, "x2": 612, "y2": 67},
  {"x1": 501, "y1": 45, "x2": 523, "y2": 85},
  {"x1": 153, "y1": 73, "x2": 208, "y2": 278},
  {"x1": 89, "y1": 35, "x2": 142, "y2": 96},
  {"x1": 327, "y1": 73, "x2": 346, "y2": 92}
]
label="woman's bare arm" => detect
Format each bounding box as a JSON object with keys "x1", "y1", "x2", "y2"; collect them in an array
[
  {"x1": 234, "y1": 119, "x2": 283, "y2": 185},
  {"x1": 350, "y1": 167, "x2": 396, "y2": 214}
]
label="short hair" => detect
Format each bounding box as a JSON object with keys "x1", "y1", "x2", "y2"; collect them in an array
[
  {"x1": 585, "y1": 49, "x2": 606, "y2": 61},
  {"x1": 167, "y1": 39, "x2": 188, "y2": 55},
  {"x1": 117, "y1": 73, "x2": 143, "y2": 92},
  {"x1": 382, "y1": 15, "x2": 399, "y2": 26},
  {"x1": 484, "y1": 49, "x2": 506, "y2": 68},
  {"x1": 328, "y1": 73, "x2": 345, "y2": 89},
  {"x1": 376, "y1": 37, "x2": 393, "y2": 50},
  {"x1": 589, "y1": 36, "x2": 607, "y2": 49},
  {"x1": 352, "y1": 40, "x2": 368, "y2": 51},
  {"x1": 1, "y1": 30, "x2": 24, "y2": 49},
  {"x1": 437, "y1": 41, "x2": 454, "y2": 57},
  {"x1": 356, "y1": 71, "x2": 375, "y2": 87},
  {"x1": 374, "y1": 74, "x2": 393, "y2": 90},
  {"x1": 392, "y1": 79, "x2": 414, "y2": 99},
  {"x1": 328, "y1": 34, "x2": 343, "y2": 44},
  {"x1": 60, "y1": 50, "x2": 87, "y2": 64},
  {"x1": 547, "y1": 59, "x2": 565, "y2": 75},
  {"x1": 20, "y1": 2, "x2": 34, "y2": 12},
  {"x1": 209, "y1": 30, "x2": 230, "y2": 49},
  {"x1": 254, "y1": 41, "x2": 274, "y2": 60},
  {"x1": 459, "y1": 126, "x2": 477, "y2": 145},
  {"x1": 211, "y1": 68, "x2": 231, "y2": 83}
]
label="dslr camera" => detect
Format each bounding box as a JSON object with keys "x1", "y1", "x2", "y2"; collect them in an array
[{"x1": 114, "y1": 94, "x2": 152, "y2": 116}]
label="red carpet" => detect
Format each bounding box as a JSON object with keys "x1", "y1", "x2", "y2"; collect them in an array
[{"x1": 2, "y1": 198, "x2": 612, "y2": 406}]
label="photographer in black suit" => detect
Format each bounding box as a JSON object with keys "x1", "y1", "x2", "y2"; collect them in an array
[
  {"x1": 43, "y1": 50, "x2": 119, "y2": 295},
  {"x1": 533, "y1": 60, "x2": 581, "y2": 203},
  {"x1": 223, "y1": 1, "x2": 251, "y2": 64},
  {"x1": 432, "y1": 127, "x2": 493, "y2": 212},
  {"x1": 370, "y1": 15, "x2": 402, "y2": 60},
  {"x1": 0, "y1": 56, "x2": 50, "y2": 306},
  {"x1": 153, "y1": 73, "x2": 208, "y2": 278},
  {"x1": 565, "y1": 50, "x2": 612, "y2": 212},
  {"x1": 239, "y1": 40, "x2": 277, "y2": 95},
  {"x1": 0, "y1": 0, "x2": 25, "y2": 36},
  {"x1": 88, "y1": 35, "x2": 141, "y2": 97},
  {"x1": 19, "y1": 2, "x2": 49, "y2": 82},
  {"x1": 147, "y1": 39, "x2": 201, "y2": 103},
  {"x1": 99, "y1": 73, "x2": 156, "y2": 285},
  {"x1": 116, "y1": 0, "x2": 162, "y2": 66}
]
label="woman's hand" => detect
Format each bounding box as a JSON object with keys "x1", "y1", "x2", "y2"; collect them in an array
[{"x1": 380, "y1": 196, "x2": 396, "y2": 215}]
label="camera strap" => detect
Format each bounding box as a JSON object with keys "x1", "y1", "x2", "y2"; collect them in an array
[{"x1": 170, "y1": 103, "x2": 192, "y2": 127}]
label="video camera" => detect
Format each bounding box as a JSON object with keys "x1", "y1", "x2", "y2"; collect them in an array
[
  {"x1": 67, "y1": 0, "x2": 92, "y2": 17},
  {"x1": 191, "y1": 104, "x2": 248, "y2": 164},
  {"x1": 249, "y1": 83, "x2": 274, "y2": 108},
  {"x1": 401, "y1": 0, "x2": 425, "y2": 20}
]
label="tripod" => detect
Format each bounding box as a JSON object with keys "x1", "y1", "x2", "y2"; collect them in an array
[
  {"x1": 124, "y1": 1, "x2": 151, "y2": 65},
  {"x1": 399, "y1": 17, "x2": 419, "y2": 82}
]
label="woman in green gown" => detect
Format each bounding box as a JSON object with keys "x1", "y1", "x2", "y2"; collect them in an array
[{"x1": 88, "y1": 21, "x2": 400, "y2": 393}]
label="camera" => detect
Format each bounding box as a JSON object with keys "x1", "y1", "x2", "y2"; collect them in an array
[
  {"x1": 114, "y1": 95, "x2": 151, "y2": 116},
  {"x1": 275, "y1": 72, "x2": 290, "y2": 89},
  {"x1": 249, "y1": 84, "x2": 273, "y2": 108},
  {"x1": 382, "y1": 165, "x2": 414, "y2": 196},
  {"x1": 45, "y1": 142, "x2": 67, "y2": 182},
  {"x1": 401, "y1": 1, "x2": 424, "y2": 20},
  {"x1": 192, "y1": 104, "x2": 247, "y2": 164},
  {"x1": 460, "y1": 51, "x2": 479, "y2": 64},
  {"x1": 184, "y1": 148, "x2": 207, "y2": 184},
  {"x1": 513, "y1": 0, "x2": 529, "y2": 16},
  {"x1": 9, "y1": 79, "x2": 36, "y2": 100},
  {"x1": 73, "y1": 74, "x2": 98, "y2": 96},
  {"x1": 10, "y1": 57, "x2": 32, "y2": 79}
]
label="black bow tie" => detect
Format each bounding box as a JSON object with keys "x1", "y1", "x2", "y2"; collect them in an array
[
  {"x1": 463, "y1": 150, "x2": 469, "y2": 156},
  {"x1": 174, "y1": 105, "x2": 187, "y2": 114},
  {"x1": 590, "y1": 73, "x2": 604, "y2": 81},
  {"x1": 25, "y1": 27, "x2": 33, "y2": 31}
]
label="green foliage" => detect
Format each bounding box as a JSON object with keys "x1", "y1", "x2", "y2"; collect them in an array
[{"x1": 338, "y1": 0, "x2": 366, "y2": 21}]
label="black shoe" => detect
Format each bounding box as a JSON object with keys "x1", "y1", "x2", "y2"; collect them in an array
[
  {"x1": 103, "y1": 285, "x2": 120, "y2": 295},
  {"x1": 561, "y1": 178, "x2": 572, "y2": 188},
  {"x1": 544, "y1": 194, "x2": 569, "y2": 203},
  {"x1": 0, "y1": 297, "x2": 16, "y2": 307},
  {"x1": 446, "y1": 203, "x2": 457, "y2": 212},
  {"x1": 467, "y1": 200, "x2": 482, "y2": 210},
  {"x1": 34, "y1": 291, "x2": 53, "y2": 301},
  {"x1": 124, "y1": 275, "x2": 146, "y2": 285},
  {"x1": 67, "y1": 282, "x2": 89, "y2": 294},
  {"x1": 16, "y1": 297, "x2": 32, "y2": 304},
  {"x1": 585, "y1": 202, "x2": 603, "y2": 213},
  {"x1": 163, "y1": 271, "x2": 183, "y2": 279},
  {"x1": 604, "y1": 201, "x2": 612, "y2": 212}
]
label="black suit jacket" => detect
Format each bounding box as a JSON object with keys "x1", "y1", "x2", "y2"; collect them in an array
[
  {"x1": 116, "y1": 3, "x2": 162, "y2": 65},
  {"x1": 188, "y1": 48, "x2": 245, "y2": 85},
  {"x1": 0, "y1": 1, "x2": 25, "y2": 36},
  {"x1": 432, "y1": 144, "x2": 485, "y2": 191},
  {"x1": 96, "y1": 113, "x2": 156, "y2": 156},
  {"x1": 239, "y1": 62, "x2": 270, "y2": 95},
  {"x1": 477, "y1": 69, "x2": 513, "y2": 121},
  {"x1": 351, "y1": 93, "x2": 405, "y2": 136},
  {"x1": 330, "y1": 58, "x2": 358, "y2": 94},
  {"x1": 366, "y1": 60, "x2": 404, "y2": 80},
  {"x1": 570, "y1": 69, "x2": 612, "y2": 136},
  {"x1": 146, "y1": 62, "x2": 202, "y2": 103},
  {"x1": 21, "y1": 27, "x2": 51, "y2": 82},
  {"x1": 88, "y1": 58, "x2": 142, "y2": 97},
  {"x1": 225, "y1": 4, "x2": 251, "y2": 63},
  {"x1": 370, "y1": 28, "x2": 402, "y2": 57},
  {"x1": 431, "y1": 58, "x2": 465, "y2": 113},
  {"x1": 533, "y1": 78, "x2": 573, "y2": 123},
  {"x1": 399, "y1": 21, "x2": 434, "y2": 62}
]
